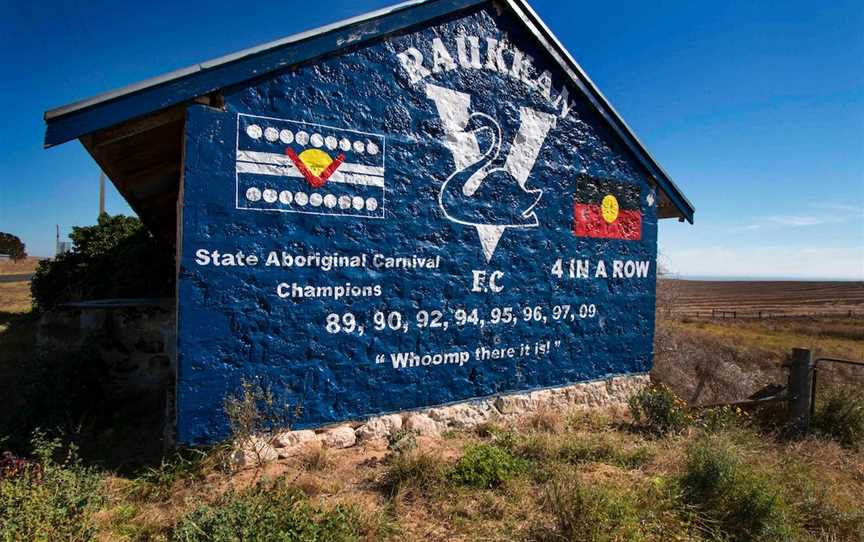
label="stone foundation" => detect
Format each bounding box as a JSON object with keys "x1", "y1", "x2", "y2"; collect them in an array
[{"x1": 255, "y1": 374, "x2": 651, "y2": 462}]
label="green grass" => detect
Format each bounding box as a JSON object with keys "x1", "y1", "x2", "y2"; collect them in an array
[
  {"x1": 450, "y1": 443, "x2": 528, "y2": 489},
  {"x1": 171, "y1": 479, "x2": 365, "y2": 542}
]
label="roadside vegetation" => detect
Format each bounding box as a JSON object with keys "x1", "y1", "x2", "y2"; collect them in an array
[
  {"x1": 2, "y1": 382, "x2": 862, "y2": 541},
  {"x1": 2, "y1": 251, "x2": 863, "y2": 540}
]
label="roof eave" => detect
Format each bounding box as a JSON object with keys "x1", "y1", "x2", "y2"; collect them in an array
[{"x1": 43, "y1": 0, "x2": 694, "y2": 222}]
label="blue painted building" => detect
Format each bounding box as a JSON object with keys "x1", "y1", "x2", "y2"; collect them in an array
[{"x1": 44, "y1": 0, "x2": 693, "y2": 445}]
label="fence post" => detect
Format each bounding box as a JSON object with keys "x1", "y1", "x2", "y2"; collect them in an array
[{"x1": 787, "y1": 348, "x2": 813, "y2": 433}]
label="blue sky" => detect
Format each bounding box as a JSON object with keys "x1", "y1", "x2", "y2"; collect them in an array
[{"x1": 0, "y1": 0, "x2": 862, "y2": 279}]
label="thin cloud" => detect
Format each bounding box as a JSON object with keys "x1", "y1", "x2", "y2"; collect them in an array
[{"x1": 736, "y1": 202, "x2": 862, "y2": 232}]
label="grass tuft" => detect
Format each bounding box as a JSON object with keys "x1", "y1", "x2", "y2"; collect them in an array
[
  {"x1": 380, "y1": 450, "x2": 448, "y2": 498},
  {"x1": 451, "y1": 444, "x2": 527, "y2": 489},
  {"x1": 536, "y1": 474, "x2": 642, "y2": 542},
  {"x1": 172, "y1": 479, "x2": 363, "y2": 542},
  {"x1": 811, "y1": 388, "x2": 864, "y2": 450},
  {"x1": 681, "y1": 435, "x2": 798, "y2": 541}
]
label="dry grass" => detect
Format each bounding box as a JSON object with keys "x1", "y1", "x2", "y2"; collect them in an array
[
  {"x1": 0, "y1": 256, "x2": 41, "y2": 276},
  {"x1": 78, "y1": 405, "x2": 864, "y2": 541},
  {"x1": 653, "y1": 315, "x2": 864, "y2": 406},
  {"x1": 0, "y1": 281, "x2": 32, "y2": 314}
]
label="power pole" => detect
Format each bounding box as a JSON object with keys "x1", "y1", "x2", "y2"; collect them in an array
[{"x1": 99, "y1": 171, "x2": 106, "y2": 217}]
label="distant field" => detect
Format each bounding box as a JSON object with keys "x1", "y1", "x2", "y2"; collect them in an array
[
  {"x1": 0, "y1": 256, "x2": 42, "y2": 276},
  {"x1": 664, "y1": 280, "x2": 864, "y2": 317}
]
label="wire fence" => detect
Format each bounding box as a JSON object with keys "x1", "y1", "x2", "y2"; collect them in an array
[{"x1": 668, "y1": 308, "x2": 863, "y2": 320}]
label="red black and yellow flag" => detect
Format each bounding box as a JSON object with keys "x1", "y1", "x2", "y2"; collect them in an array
[{"x1": 573, "y1": 177, "x2": 642, "y2": 240}]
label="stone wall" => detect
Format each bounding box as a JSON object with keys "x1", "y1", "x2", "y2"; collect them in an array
[
  {"x1": 36, "y1": 300, "x2": 176, "y2": 452},
  {"x1": 239, "y1": 374, "x2": 650, "y2": 464}
]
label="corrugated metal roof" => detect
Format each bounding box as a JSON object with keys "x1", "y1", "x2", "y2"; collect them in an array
[{"x1": 43, "y1": 0, "x2": 694, "y2": 222}]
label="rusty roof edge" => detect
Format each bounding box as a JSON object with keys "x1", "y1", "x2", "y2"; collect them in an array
[{"x1": 44, "y1": 0, "x2": 433, "y2": 121}]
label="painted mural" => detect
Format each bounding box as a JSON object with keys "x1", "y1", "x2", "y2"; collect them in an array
[{"x1": 177, "y1": 4, "x2": 658, "y2": 444}]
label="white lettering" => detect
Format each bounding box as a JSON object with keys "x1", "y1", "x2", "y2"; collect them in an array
[
  {"x1": 431, "y1": 37, "x2": 457, "y2": 73},
  {"x1": 396, "y1": 47, "x2": 431, "y2": 84}
]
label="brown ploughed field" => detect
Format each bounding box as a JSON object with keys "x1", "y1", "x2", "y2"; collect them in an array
[{"x1": 665, "y1": 280, "x2": 864, "y2": 318}]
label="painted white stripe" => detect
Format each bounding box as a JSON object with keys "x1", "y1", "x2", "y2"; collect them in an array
[
  {"x1": 236, "y1": 161, "x2": 385, "y2": 187},
  {"x1": 236, "y1": 150, "x2": 384, "y2": 176}
]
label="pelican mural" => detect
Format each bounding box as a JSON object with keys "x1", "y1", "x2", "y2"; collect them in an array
[{"x1": 426, "y1": 84, "x2": 557, "y2": 261}]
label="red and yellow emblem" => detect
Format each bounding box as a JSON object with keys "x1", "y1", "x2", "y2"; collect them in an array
[
  {"x1": 574, "y1": 178, "x2": 642, "y2": 240},
  {"x1": 286, "y1": 147, "x2": 346, "y2": 188}
]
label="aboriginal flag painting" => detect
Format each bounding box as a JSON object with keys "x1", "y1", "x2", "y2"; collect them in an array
[
  {"x1": 235, "y1": 113, "x2": 386, "y2": 218},
  {"x1": 573, "y1": 176, "x2": 642, "y2": 240}
]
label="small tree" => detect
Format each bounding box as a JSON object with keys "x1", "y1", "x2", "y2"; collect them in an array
[{"x1": 0, "y1": 232, "x2": 26, "y2": 261}]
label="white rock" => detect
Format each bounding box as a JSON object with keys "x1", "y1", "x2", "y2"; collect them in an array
[
  {"x1": 232, "y1": 437, "x2": 279, "y2": 466},
  {"x1": 320, "y1": 425, "x2": 357, "y2": 448},
  {"x1": 355, "y1": 414, "x2": 402, "y2": 442},
  {"x1": 404, "y1": 413, "x2": 442, "y2": 437},
  {"x1": 494, "y1": 394, "x2": 536, "y2": 415},
  {"x1": 273, "y1": 429, "x2": 317, "y2": 448},
  {"x1": 426, "y1": 402, "x2": 496, "y2": 428}
]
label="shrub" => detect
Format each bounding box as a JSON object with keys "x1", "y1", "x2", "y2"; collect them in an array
[
  {"x1": 628, "y1": 385, "x2": 691, "y2": 436},
  {"x1": 538, "y1": 476, "x2": 641, "y2": 542},
  {"x1": 30, "y1": 213, "x2": 173, "y2": 310},
  {"x1": 0, "y1": 432, "x2": 104, "y2": 541},
  {"x1": 224, "y1": 378, "x2": 296, "y2": 459},
  {"x1": 172, "y1": 479, "x2": 362, "y2": 542},
  {"x1": 698, "y1": 405, "x2": 748, "y2": 433},
  {"x1": 681, "y1": 436, "x2": 797, "y2": 541},
  {"x1": 380, "y1": 450, "x2": 448, "y2": 497},
  {"x1": 811, "y1": 389, "x2": 864, "y2": 449},
  {"x1": 451, "y1": 444, "x2": 526, "y2": 489}
]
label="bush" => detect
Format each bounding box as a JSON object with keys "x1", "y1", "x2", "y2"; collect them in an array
[
  {"x1": 380, "y1": 451, "x2": 448, "y2": 497},
  {"x1": 698, "y1": 405, "x2": 748, "y2": 433},
  {"x1": 628, "y1": 385, "x2": 692, "y2": 436},
  {"x1": 30, "y1": 213, "x2": 173, "y2": 310},
  {"x1": 172, "y1": 479, "x2": 362, "y2": 542},
  {"x1": 811, "y1": 389, "x2": 864, "y2": 449},
  {"x1": 0, "y1": 432, "x2": 104, "y2": 541},
  {"x1": 451, "y1": 444, "x2": 526, "y2": 489},
  {"x1": 538, "y1": 476, "x2": 641, "y2": 542},
  {"x1": 681, "y1": 436, "x2": 797, "y2": 541}
]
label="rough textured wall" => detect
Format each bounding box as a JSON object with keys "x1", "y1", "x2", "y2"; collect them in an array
[{"x1": 177, "y1": 3, "x2": 658, "y2": 445}]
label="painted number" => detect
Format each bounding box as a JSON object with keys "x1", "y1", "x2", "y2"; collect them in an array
[
  {"x1": 416, "y1": 310, "x2": 445, "y2": 329},
  {"x1": 552, "y1": 304, "x2": 571, "y2": 320},
  {"x1": 523, "y1": 306, "x2": 544, "y2": 322},
  {"x1": 489, "y1": 306, "x2": 514, "y2": 324},
  {"x1": 374, "y1": 311, "x2": 408, "y2": 332},
  {"x1": 454, "y1": 308, "x2": 480, "y2": 326},
  {"x1": 325, "y1": 312, "x2": 362, "y2": 334},
  {"x1": 578, "y1": 304, "x2": 597, "y2": 318}
]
